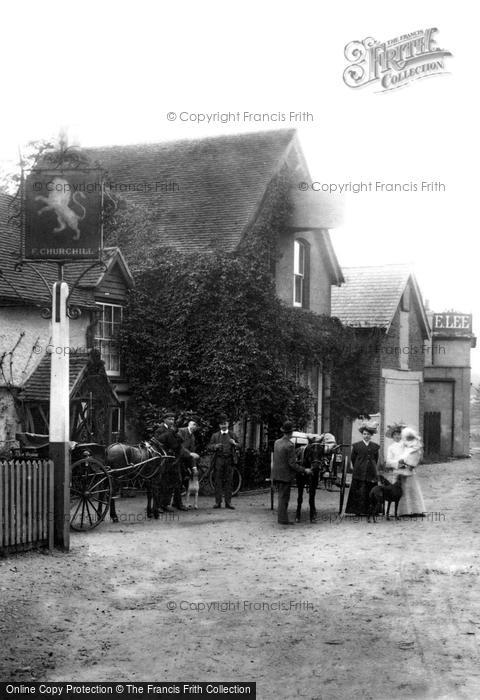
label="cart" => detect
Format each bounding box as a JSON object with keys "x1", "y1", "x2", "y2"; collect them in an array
[{"x1": 14, "y1": 433, "x2": 168, "y2": 531}]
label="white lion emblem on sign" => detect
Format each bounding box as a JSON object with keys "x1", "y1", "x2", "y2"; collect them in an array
[{"x1": 35, "y1": 177, "x2": 86, "y2": 240}]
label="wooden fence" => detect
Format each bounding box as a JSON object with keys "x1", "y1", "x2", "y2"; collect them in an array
[{"x1": 0, "y1": 459, "x2": 54, "y2": 554}]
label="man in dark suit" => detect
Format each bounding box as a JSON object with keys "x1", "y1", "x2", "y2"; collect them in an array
[
  {"x1": 178, "y1": 420, "x2": 198, "y2": 455},
  {"x1": 272, "y1": 421, "x2": 311, "y2": 525},
  {"x1": 208, "y1": 414, "x2": 240, "y2": 509},
  {"x1": 153, "y1": 412, "x2": 186, "y2": 512},
  {"x1": 345, "y1": 423, "x2": 380, "y2": 516}
]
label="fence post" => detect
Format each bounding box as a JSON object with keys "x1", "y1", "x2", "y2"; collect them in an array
[{"x1": 48, "y1": 459, "x2": 54, "y2": 551}]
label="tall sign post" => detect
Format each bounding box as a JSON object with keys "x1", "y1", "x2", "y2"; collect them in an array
[
  {"x1": 21, "y1": 149, "x2": 104, "y2": 550},
  {"x1": 49, "y1": 279, "x2": 70, "y2": 550}
]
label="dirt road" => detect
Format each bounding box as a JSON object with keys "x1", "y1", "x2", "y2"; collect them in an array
[{"x1": 1, "y1": 458, "x2": 480, "y2": 699}]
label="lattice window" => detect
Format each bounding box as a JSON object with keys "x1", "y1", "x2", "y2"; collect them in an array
[{"x1": 95, "y1": 303, "x2": 123, "y2": 376}]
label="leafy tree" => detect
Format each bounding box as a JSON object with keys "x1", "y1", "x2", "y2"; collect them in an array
[{"x1": 0, "y1": 139, "x2": 60, "y2": 194}]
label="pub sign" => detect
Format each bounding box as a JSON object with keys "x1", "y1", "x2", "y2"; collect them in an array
[
  {"x1": 23, "y1": 168, "x2": 103, "y2": 260},
  {"x1": 432, "y1": 313, "x2": 472, "y2": 334}
]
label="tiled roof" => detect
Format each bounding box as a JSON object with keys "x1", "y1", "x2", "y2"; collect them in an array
[
  {"x1": 19, "y1": 351, "x2": 90, "y2": 402},
  {"x1": 331, "y1": 264, "x2": 412, "y2": 328},
  {"x1": 83, "y1": 129, "x2": 297, "y2": 253},
  {"x1": 0, "y1": 193, "x2": 131, "y2": 306},
  {"x1": 2, "y1": 129, "x2": 342, "y2": 303}
]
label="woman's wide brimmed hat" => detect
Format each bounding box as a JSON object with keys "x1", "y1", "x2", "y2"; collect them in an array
[
  {"x1": 358, "y1": 420, "x2": 378, "y2": 435},
  {"x1": 386, "y1": 422, "x2": 406, "y2": 438}
]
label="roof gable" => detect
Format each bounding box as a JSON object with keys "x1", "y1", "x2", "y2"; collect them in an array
[
  {"x1": 85, "y1": 130, "x2": 344, "y2": 284},
  {"x1": 84, "y1": 130, "x2": 298, "y2": 255},
  {"x1": 19, "y1": 351, "x2": 119, "y2": 403},
  {"x1": 20, "y1": 352, "x2": 91, "y2": 401},
  {"x1": 331, "y1": 264, "x2": 429, "y2": 335}
]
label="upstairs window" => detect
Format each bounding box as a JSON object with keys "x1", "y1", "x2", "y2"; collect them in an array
[
  {"x1": 95, "y1": 303, "x2": 123, "y2": 376},
  {"x1": 293, "y1": 239, "x2": 310, "y2": 308},
  {"x1": 294, "y1": 240, "x2": 305, "y2": 307}
]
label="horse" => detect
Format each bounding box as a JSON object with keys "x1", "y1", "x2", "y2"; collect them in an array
[
  {"x1": 105, "y1": 441, "x2": 171, "y2": 521},
  {"x1": 295, "y1": 435, "x2": 338, "y2": 522}
]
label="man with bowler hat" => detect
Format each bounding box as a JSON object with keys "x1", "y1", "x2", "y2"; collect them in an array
[
  {"x1": 209, "y1": 414, "x2": 240, "y2": 509},
  {"x1": 272, "y1": 421, "x2": 311, "y2": 525}
]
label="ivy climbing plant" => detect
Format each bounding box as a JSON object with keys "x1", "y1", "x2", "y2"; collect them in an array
[{"x1": 116, "y1": 175, "x2": 372, "y2": 436}]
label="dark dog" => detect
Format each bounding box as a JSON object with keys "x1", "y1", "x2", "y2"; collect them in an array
[{"x1": 368, "y1": 475, "x2": 403, "y2": 522}]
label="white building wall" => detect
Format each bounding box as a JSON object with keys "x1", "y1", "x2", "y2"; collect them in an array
[{"x1": 0, "y1": 307, "x2": 89, "y2": 388}]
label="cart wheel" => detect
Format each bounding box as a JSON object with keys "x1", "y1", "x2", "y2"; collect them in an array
[
  {"x1": 339, "y1": 455, "x2": 349, "y2": 515},
  {"x1": 70, "y1": 457, "x2": 112, "y2": 531},
  {"x1": 199, "y1": 465, "x2": 215, "y2": 497},
  {"x1": 209, "y1": 466, "x2": 242, "y2": 496},
  {"x1": 195, "y1": 458, "x2": 213, "y2": 497},
  {"x1": 232, "y1": 468, "x2": 242, "y2": 496}
]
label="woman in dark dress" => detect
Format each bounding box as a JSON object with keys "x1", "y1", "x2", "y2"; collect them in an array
[{"x1": 345, "y1": 422, "x2": 380, "y2": 516}]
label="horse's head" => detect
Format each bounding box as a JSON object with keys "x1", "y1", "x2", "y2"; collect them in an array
[{"x1": 144, "y1": 440, "x2": 167, "y2": 458}]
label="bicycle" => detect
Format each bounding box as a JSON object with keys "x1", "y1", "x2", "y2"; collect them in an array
[{"x1": 196, "y1": 455, "x2": 242, "y2": 497}]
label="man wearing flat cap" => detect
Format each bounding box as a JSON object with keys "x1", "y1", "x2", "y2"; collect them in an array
[
  {"x1": 345, "y1": 422, "x2": 380, "y2": 516},
  {"x1": 272, "y1": 421, "x2": 312, "y2": 525},
  {"x1": 154, "y1": 412, "x2": 180, "y2": 453}
]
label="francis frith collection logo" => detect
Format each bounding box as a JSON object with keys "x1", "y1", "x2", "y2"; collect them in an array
[{"x1": 343, "y1": 28, "x2": 452, "y2": 91}]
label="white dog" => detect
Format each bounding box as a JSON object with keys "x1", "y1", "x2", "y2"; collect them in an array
[{"x1": 186, "y1": 465, "x2": 200, "y2": 509}]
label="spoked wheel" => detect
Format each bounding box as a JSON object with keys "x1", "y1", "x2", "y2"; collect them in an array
[
  {"x1": 198, "y1": 464, "x2": 215, "y2": 497},
  {"x1": 209, "y1": 466, "x2": 242, "y2": 496},
  {"x1": 339, "y1": 455, "x2": 349, "y2": 515},
  {"x1": 70, "y1": 457, "x2": 112, "y2": 531}
]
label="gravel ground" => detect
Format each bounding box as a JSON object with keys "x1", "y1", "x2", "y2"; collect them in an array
[{"x1": 1, "y1": 457, "x2": 480, "y2": 699}]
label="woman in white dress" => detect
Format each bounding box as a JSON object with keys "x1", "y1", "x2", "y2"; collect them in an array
[{"x1": 395, "y1": 427, "x2": 426, "y2": 516}]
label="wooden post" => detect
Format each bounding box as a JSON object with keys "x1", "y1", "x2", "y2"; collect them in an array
[{"x1": 49, "y1": 280, "x2": 70, "y2": 551}]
